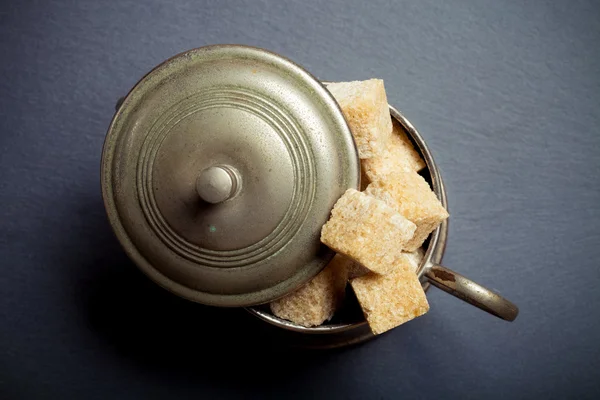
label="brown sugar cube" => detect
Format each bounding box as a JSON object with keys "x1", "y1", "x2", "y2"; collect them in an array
[
  {"x1": 347, "y1": 261, "x2": 371, "y2": 280},
  {"x1": 351, "y1": 260, "x2": 429, "y2": 335},
  {"x1": 362, "y1": 119, "x2": 426, "y2": 184},
  {"x1": 347, "y1": 247, "x2": 424, "y2": 279},
  {"x1": 270, "y1": 254, "x2": 349, "y2": 327},
  {"x1": 320, "y1": 189, "x2": 416, "y2": 275},
  {"x1": 365, "y1": 171, "x2": 448, "y2": 252},
  {"x1": 327, "y1": 79, "x2": 393, "y2": 159}
]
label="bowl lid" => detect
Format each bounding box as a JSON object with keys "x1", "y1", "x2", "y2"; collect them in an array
[{"x1": 101, "y1": 45, "x2": 359, "y2": 307}]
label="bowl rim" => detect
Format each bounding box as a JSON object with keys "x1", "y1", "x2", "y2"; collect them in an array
[{"x1": 245, "y1": 104, "x2": 449, "y2": 334}]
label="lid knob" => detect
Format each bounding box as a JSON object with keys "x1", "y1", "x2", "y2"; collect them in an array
[{"x1": 196, "y1": 165, "x2": 240, "y2": 204}]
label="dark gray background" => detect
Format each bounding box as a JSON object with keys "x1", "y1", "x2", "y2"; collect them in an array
[{"x1": 1, "y1": 0, "x2": 599, "y2": 398}]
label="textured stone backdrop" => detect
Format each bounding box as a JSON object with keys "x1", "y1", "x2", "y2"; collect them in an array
[{"x1": 1, "y1": 0, "x2": 599, "y2": 398}]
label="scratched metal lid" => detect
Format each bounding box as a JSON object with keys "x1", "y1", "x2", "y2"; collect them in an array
[{"x1": 101, "y1": 45, "x2": 359, "y2": 307}]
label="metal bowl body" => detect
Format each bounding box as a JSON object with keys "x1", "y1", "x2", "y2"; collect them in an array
[{"x1": 246, "y1": 105, "x2": 449, "y2": 348}]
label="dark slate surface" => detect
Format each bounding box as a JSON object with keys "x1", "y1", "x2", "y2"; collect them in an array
[{"x1": 1, "y1": 0, "x2": 599, "y2": 398}]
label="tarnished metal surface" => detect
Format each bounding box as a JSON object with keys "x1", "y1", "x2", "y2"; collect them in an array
[
  {"x1": 104, "y1": 46, "x2": 517, "y2": 346},
  {"x1": 101, "y1": 45, "x2": 359, "y2": 307},
  {"x1": 426, "y1": 265, "x2": 519, "y2": 321}
]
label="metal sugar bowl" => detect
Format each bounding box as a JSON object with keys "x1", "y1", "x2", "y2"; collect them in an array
[{"x1": 102, "y1": 45, "x2": 518, "y2": 348}]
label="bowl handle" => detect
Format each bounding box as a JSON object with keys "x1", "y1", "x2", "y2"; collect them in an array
[{"x1": 425, "y1": 264, "x2": 519, "y2": 321}]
